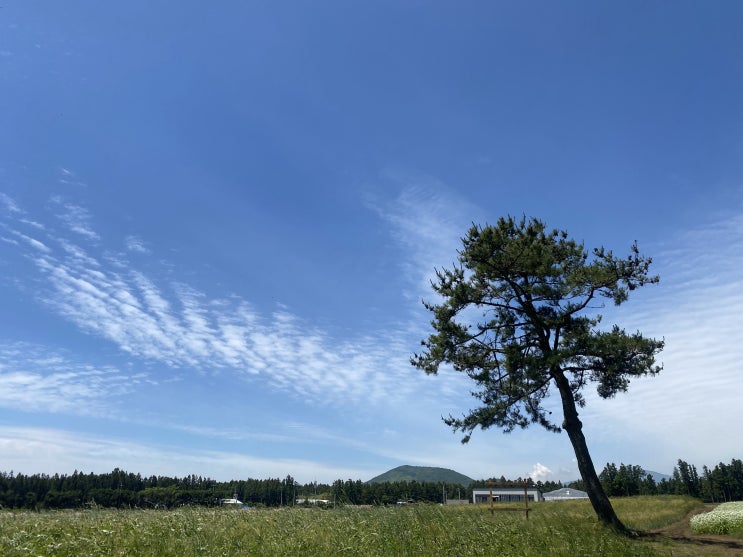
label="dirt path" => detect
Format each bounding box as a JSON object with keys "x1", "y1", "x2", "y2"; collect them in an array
[{"x1": 642, "y1": 505, "x2": 743, "y2": 556}]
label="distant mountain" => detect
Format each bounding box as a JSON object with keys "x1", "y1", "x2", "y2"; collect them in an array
[
  {"x1": 367, "y1": 465, "x2": 474, "y2": 486},
  {"x1": 646, "y1": 470, "x2": 670, "y2": 483}
]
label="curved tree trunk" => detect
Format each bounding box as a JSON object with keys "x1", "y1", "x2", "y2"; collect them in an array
[{"x1": 553, "y1": 370, "x2": 629, "y2": 535}]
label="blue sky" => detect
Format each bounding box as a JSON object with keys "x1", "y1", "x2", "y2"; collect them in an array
[{"x1": 1, "y1": 1, "x2": 742, "y2": 485}]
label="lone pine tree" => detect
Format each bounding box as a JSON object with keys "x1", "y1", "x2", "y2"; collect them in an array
[{"x1": 412, "y1": 216, "x2": 663, "y2": 534}]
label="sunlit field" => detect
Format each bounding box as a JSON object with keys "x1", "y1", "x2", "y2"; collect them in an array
[{"x1": 0, "y1": 496, "x2": 718, "y2": 557}]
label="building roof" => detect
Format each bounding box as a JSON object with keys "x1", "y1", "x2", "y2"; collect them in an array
[
  {"x1": 543, "y1": 487, "x2": 589, "y2": 500},
  {"x1": 472, "y1": 486, "x2": 541, "y2": 492}
]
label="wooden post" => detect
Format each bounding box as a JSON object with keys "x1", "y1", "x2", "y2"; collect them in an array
[
  {"x1": 484, "y1": 479, "x2": 533, "y2": 520},
  {"x1": 489, "y1": 480, "x2": 494, "y2": 515}
]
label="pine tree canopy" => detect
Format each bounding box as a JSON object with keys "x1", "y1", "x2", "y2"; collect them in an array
[{"x1": 412, "y1": 215, "x2": 664, "y2": 442}]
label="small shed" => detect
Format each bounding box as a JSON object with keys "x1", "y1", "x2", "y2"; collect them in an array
[{"x1": 542, "y1": 487, "x2": 589, "y2": 501}]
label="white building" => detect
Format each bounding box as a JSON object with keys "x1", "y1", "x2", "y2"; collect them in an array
[
  {"x1": 542, "y1": 487, "x2": 589, "y2": 501},
  {"x1": 471, "y1": 486, "x2": 543, "y2": 504},
  {"x1": 221, "y1": 493, "x2": 244, "y2": 506}
]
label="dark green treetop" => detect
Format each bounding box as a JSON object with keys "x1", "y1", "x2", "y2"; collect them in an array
[{"x1": 413, "y1": 215, "x2": 662, "y2": 440}]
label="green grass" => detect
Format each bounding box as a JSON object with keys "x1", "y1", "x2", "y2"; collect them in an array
[
  {"x1": 609, "y1": 495, "x2": 704, "y2": 530},
  {"x1": 0, "y1": 496, "x2": 710, "y2": 556}
]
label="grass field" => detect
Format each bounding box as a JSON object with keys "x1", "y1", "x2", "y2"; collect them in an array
[{"x1": 0, "y1": 496, "x2": 735, "y2": 556}]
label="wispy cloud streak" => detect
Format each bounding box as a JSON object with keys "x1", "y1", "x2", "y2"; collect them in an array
[
  {"x1": 0, "y1": 342, "x2": 145, "y2": 416},
  {"x1": 125, "y1": 235, "x2": 150, "y2": 254},
  {"x1": 2, "y1": 193, "x2": 450, "y2": 407},
  {"x1": 0, "y1": 193, "x2": 22, "y2": 213},
  {"x1": 369, "y1": 174, "x2": 478, "y2": 302},
  {"x1": 51, "y1": 196, "x2": 99, "y2": 240},
  {"x1": 582, "y1": 209, "x2": 743, "y2": 466}
]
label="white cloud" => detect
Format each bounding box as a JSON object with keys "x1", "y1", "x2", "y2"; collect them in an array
[
  {"x1": 0, "y1": 343, "x2": 145, "y2": 417},
  {"x1": 125, "y1": 235, "x2": 150, "y2": 254},
  {"x1": 57, "y1": 167, "x2": 88, "y2": 188},
  {"x1": 0, "y1": 426, "x2": 373, "y2": 483},
  {"x1": 52, "y1": 198, "x2": 99, "y2": 240},
  {"x1": 19, "y1": 218, "x2": 45, "y2": 230},
  {"x1": 529, "y1": 462, "x2": 553, "y2": 482},
  {"x1": 368, "y1": 174, "x2": 479, "y2": 302},
  {"x1": 580, "y1": 209, "x2": 743, "y2": 471},
  {"x1": 0, "y1": 192, "x2": 21, "y2": 213},
  {"x1": 10, "y1": 229, "x2": 51, "y2": 253},
  {"x1": 3, "y1": 203, "x2": 441, "y2": 408}
]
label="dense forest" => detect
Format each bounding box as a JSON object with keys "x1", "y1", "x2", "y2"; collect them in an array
[
  {"x1": 1, "y1": 458, "x2": 740, "y2": 510},
  {"x1": 596, "y1": 458, "x2": 743, "y2": 502}
]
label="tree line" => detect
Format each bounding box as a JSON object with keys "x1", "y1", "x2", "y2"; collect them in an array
[
  {"x1": 0, "y1": 468, "x2": 301, "y2": 510},
  {"x1": 593, "y1": 458, "x2": 743, "y2": 502},
  {"x1": 0, "y1": 469, "x2": 540, "y2": 510},
  {"x1": 331, "y1": 477, "x2": 544, "y2": 506},
  {"x1": 1, "y1": 458, "x2": 740, "y2": 510}
]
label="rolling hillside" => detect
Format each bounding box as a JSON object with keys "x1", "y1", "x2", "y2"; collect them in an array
[{"x1": 367, "y1": 465, "x2": 474, "y2": 486}]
